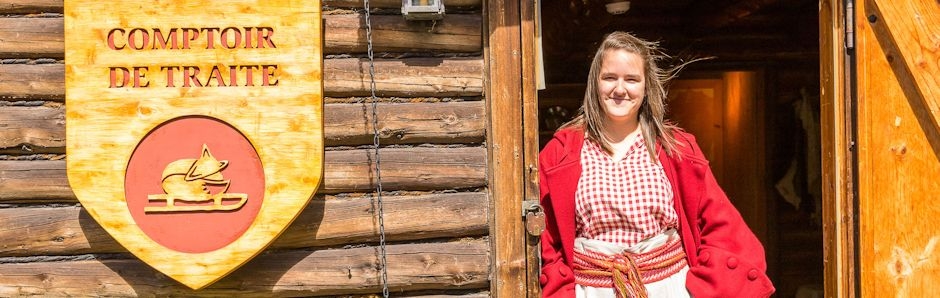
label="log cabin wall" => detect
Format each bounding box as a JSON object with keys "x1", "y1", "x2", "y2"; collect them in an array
[{"x1": 0, "y1": 0, "x2": 493, "y2": 296}]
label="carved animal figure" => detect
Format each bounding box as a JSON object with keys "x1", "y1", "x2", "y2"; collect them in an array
[{"x1": 160, "y1": 145, "x2": 231, "y2": 201}]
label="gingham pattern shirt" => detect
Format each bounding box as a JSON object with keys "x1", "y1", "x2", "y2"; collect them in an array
[{"x1": 575, "y1": 137, "x2": 678, "y2": 247}]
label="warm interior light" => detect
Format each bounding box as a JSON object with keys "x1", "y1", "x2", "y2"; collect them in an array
[{"x1": 606, "y1": 1, "x2": 630, "y2": 15}]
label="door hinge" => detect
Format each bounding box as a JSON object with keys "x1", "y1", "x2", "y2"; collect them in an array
[{"x1": 845, "y1": 0, "x2": 855, "y2": 50}]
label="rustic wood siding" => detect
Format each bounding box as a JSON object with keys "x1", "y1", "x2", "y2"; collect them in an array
[{"x1": 0, "y1": 0, "x2": 489, "y2": 296}]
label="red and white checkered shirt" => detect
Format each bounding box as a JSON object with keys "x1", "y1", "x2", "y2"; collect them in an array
[{"x1": 575, "y1": 137, "x2": 678, "y2": 247}]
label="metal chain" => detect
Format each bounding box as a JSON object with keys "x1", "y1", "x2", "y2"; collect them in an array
[{"x1": 362, "y1": 0, "x2": 390, "y2": 297}]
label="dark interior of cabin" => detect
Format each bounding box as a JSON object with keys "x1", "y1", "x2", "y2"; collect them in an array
[{"x1": 536, "y1": 0, "x2": 823, "y2": 296}]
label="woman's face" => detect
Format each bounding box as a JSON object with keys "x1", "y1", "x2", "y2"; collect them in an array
[{"x1": 596, "y1": 49, "x2": 646, "y2": 125}]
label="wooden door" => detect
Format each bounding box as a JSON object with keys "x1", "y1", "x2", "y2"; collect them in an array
[
  {"x1": 668, "y1": 73, "x2": 767, "y2": 243},
  {"x1": 822, "y1": 0, "x2": 940, "y2": 296}
]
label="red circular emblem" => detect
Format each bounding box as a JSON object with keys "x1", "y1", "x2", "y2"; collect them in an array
[{"x1": 125, "y1": 116, "x2": 264, "y2": 253}]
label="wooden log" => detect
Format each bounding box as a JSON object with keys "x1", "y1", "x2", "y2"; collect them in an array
[
  {"x1": 325, "y1": 14, "x2": 481, "y2": 54},
  {"x1": 324, "y1": 102, "x2": 484, "y2": 145},
  {"x1": 325, "y1": 57, "x2": 483, "y2": 97},
  {"x1": 0, "y1": 64, "x2": 64, "y2": 101},
  {"x1": 0, "y1": 159, "x2": 72, "y2": 202},
  {"x1": 323, "y1": 0, "x2": 481, "y2": 9},
  {"x1": 0, "y1": 18, "x2": 62, "y2": 59},
  {"x1": 0, "y1": 14, "x2": 481, "y2": 59},
  {"x1": 0, "y1": 58, "x2": 483, "y2": 100},
  {"x1": 0, "y1": 0, "x2": 59, "y2": 14},
  {"x1": 0, "y1": 105, "x2": 65, "y2": 149},
  {"x1": 0, "y1": 192, "x2": 486, "y2": 256},
  {"x1": 0, "y1": 147, "x2": 485, "y2": 203},
  {"x1": 0, "y1": 102, "x2": 483, "y2": 151},
  {"x1": 323, "y1": 147, "x2": 485, "y2": 193},
  {"x1": 0, "y1": 240, "x2": 489, "y2": 297},
  {"x1": 0, "y1": 0, "x2": 481, "y2": 14}
]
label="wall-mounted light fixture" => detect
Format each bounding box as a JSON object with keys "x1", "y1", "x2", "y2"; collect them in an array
[
  {"x1": 402, "y1": 0, "x2": 445, "y2": 20},
  {"x1": 605, "y1": 1, "x2": 630, "y2": 15}
]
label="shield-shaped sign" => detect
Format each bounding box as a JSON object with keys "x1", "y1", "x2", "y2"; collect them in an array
[{"x1": 64, "y1": 0, "x2": 322, "y2": 289}]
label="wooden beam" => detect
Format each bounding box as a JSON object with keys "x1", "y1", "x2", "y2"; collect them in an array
[
  {"x1": 325, "y1": 57, "x2": 484, "y2": 97},
  {"x1": 0, "y1": 15, "x2": 481, "y2": 59},
  {"x1": 0, "y1": 58, "x2": 483, "y2": 100},
  {"x1": 0, "y1": 64, "x2": 63, "y2": 100},
  {"x1": 0, "y1": 0, "x2": 481, "y2": 13},
  {"x1": 0, "y1": 147, "x2": 486, "y2": 203},
  {"x1": 485, "y1": 0, "x2": 527, "y2": 295},
  {"x1": 866, "y1": 0, "x2": 940, "y2": 154},
  {"x1": 819, "y1": 0, "x2": 855, "y2": 297},
  {"x1": 323, "y1": 0, "x2": 480, "y2": 9},
  {"x1": 325, "y1": 14, "x2": 481, "y2": 54},
  {"x1": 0, "y1": 102, "x2": 484, "y2": 151},
  {"x1": 0, "y1": 240, "x2": 489, "y2": 297},
  {"x1": 0, "y1": 192, "x2": 487, "y2": 256},
  {"x1": 0, "y1": 104, "x2": 64, "y2": 149},
  {"x1": 0, "y1": 18, "x2": 61, "y2": 58},
  {"x1": 0, "y1": 0, "x2": 59, "y2": 14},
  {"x1": 520, "y1": 0, "x2": 541, "y2": 296}
]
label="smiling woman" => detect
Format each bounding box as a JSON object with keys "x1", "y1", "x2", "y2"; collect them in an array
[{"x1": 538, "y1": 31, "x2": 774, "y2": 298}]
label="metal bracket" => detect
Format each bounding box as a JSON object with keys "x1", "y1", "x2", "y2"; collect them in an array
[{"x1": 522, "y1": 200, "x2": 541, "y2": 216}]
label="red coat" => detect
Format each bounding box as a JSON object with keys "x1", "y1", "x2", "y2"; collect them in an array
[{"x1": 539, "y1": 128, "x2": 775, "y2": 297}]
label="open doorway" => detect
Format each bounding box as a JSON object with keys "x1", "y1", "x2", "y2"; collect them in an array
[{"x1": 536, "y1": 1, "x2": 823, "y2": 297}]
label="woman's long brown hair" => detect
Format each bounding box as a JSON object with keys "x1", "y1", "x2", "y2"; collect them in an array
[{"x1": 560, "y1": 31, "x2": 696, "y2": 161}]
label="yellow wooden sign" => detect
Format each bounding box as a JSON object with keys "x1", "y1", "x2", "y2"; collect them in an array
[{"x1": 64, "y1": 0, "x2": 323, "y2": 289}]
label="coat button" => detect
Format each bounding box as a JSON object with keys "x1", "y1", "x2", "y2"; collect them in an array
[
  {"x1": 747, "y1": 269, "x2": 759, "y2": 281},
  {"x1": 560, "y1": 268, "x2": 568, "y2": 277},
  {"x1": 540, "y1": 273, "x2": 548, "y2": 285},
  {"x1": 699, "y1": 252, "x2": 711, "y2": 265},
  {"x1": 726, "y1": 257, "x2": 738, "y2": 269}
]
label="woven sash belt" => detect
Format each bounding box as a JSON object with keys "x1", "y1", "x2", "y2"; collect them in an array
[{"x1": 572, "y1": 235, "x2": 688, "y2": 298}]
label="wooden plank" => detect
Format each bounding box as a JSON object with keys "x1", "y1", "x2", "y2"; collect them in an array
[
  {"x1": 0, "y1": 240, "x2": 490, "y2": 297},
  {"x1": 0, "y1": 18, "x2": 62, "y2": 58},
  {"x1": 0, "y1": 192, "x2": 487, "y2": 256},
  {"x1": 0, "y1": 0, "x2": 59, "y2": 14},
  {"x1": 819, "y1": 0, "x2": 855, "y2": 297},
  {"x1": 519, "y1": 0, "x2": 541, "y2": 295},
  {"x1": 325, "y1": 58, "x2": 484, "y2": 97},
  {"x1": 0, "y1": 0, "x2": 481, "y2": 13},
  {"x1": 0, "y1": 64, "x2": 64, "y2": 100},
  {"x1": 866, "y1": 0, "x2": 940, "y2": 154},
  {"x1": 855, "y1": 1, "x2": 940, "y2": 296},
  {"x1": 0, "y1": 147, "x2": 486, "y2": 203},
  {"x1": 325, "y1": 14, "x2": 481, "y2": 54},
  {"x1": 485, "y1": 0, "x2": 526, "y2": 295},
  {"x1": 0, "y1": 159, "x2": 72, "y2": 202},
  {"x1": 0, "y1": 104, "x2": 64, "y2": 149},
  {"x1": 323, "y1": 0, "x2": 480, "y2": 8},
  {"x1": 0, "y1": 58, "x2": 483, "y2": 100},
  {"x1": 324, "y1": 102, "x2": 484, "y2": 145},
  {"x1": 0, "y1": 102, "x2": 484, "y2": 150},
  {"x1": 0, "y1": 15, "x2": 481, "y2": 59}
]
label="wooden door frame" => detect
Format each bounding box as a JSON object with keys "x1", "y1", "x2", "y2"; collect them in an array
[
  {"x1": 484, "y1": 0, "x2": 540, "y2": 295},
  {"x1": 820, "y1": 0, "x2": 859, "y2": 296}
]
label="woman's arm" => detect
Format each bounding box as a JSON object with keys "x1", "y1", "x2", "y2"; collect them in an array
[
  {"x1": 538, "y1": 139, "x2": 576, "y2": 297},
  {"x1": 679, "y1": 136, "x2": 775, "y2": 297},
  {"x1": 539, "y1": 192, "x2": 575, "y2": 297}
]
